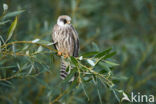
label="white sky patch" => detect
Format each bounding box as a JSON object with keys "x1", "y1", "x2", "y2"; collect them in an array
[
  {"x1": 87, "y1": 59, "x2": 95, "y2": 66},
  {"x1": 32, "y1": 38, "x2": 40, "y2": 43}
]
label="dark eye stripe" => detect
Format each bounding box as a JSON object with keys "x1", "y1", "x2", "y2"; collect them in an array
[{"x1": 60, "y1": 18, "x2": 67, "y2": 24}]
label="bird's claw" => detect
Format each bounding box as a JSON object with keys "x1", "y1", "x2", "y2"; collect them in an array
[{"x1": 57, "y1": 51, "x2": 62, "y2": 56}]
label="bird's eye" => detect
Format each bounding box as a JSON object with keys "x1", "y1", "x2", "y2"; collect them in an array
[
  {"x1": 60, "y1": 19, "x2": 67, "y2": 24},
  {"x1": 63, "y1": 19, "x2": 67, "y2": 24}
]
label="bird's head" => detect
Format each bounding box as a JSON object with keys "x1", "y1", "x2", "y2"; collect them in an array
[{"x1": 57, "y1": 15, "x2": 71, "y2": 27}]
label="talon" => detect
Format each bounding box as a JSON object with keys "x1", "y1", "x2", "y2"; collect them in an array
[{"x1": 57, "y1": 51, "x2": 62, "y2": 56}]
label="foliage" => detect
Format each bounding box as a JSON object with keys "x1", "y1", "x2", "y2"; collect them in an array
[{"x1": 0, "y1": 0, "x2": 156, "y2": 104}]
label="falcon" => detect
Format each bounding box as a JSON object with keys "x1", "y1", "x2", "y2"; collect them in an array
[{"x1": 52, "y1": 15, "x2": 79, "y2": 80}]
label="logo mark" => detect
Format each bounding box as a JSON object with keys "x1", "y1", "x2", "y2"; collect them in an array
[{"x1": 122, "y1": 92, "x2": 155, "y2": 103}]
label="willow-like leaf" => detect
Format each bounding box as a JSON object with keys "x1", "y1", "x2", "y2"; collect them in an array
[
  {"x1": 102, "y1": 51, "x2": 116, "y2": 60},
  {"x1": 64, "y1": 68, "x2": 77, "y2": 83},
  {"x1": 70, "y1": 56, "x2": 78, "y2": 66},
  {"x1": 95, "y1": 48, "x2": 112, "y2": 58},
  {"x1": 6, "y1": 16, "x2": 18, "y2": 42},
  {"x1": 0, "y1": 41, "x2": 1, "y2": 52},
  {"x1": 3, "y1": 10, "x2": 24, "y2": 20},
  {"x1": 81, "y1": 51, "x2": 98, "y2": 57},
  {"x1": 105, "y1": 60, "x2": 119, "y2": 66},
  {"x1": 0, "y1": 20, "x2": 10, "y2": 25}
]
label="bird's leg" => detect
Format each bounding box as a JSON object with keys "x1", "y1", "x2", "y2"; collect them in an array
[{"x1": 57, "y1": 51, "x2": 62, "y2": 56}]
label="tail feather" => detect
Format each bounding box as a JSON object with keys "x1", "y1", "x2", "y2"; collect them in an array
[
  {"x1": 60, "y1": 57, "x2": 74, "y2": 81},
  {"x1": 60, "y1": 59, "x2": 68, "y2": 80}
]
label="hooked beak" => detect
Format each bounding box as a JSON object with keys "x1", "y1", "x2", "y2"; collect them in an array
[{"x1": 67, "y1": 21, "x2": 70, "y2": 24}]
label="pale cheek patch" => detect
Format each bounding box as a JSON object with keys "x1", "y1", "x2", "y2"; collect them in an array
[{"x1": 57, "y1": 21, "x2": 64, "y2": 26}]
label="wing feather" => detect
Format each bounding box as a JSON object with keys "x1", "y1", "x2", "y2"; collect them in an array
[
  {"x1": 71, "y1": 25, "x2": 79, "y2": 57},
  {"x1": 52, "y1": 24, "x2": 59, "y2": 49}
]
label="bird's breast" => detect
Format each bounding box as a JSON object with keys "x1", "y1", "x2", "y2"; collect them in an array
[{"x1": 55, "y1": 27, "x2": 74, "y2": 55}]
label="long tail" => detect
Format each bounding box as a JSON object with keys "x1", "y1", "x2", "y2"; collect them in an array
[
  {"x1": 60, "y1": 58, "x2": 68, "y2": 80},
  {"x1": 60, "y1": 57, "x2": 74, "y2": 81}
]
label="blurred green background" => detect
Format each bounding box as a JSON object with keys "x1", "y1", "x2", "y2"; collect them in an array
[{"x1": 0, "y1": 0, "x2": 156, "y2": 104}]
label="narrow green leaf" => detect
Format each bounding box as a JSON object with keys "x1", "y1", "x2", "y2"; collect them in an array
[
  {"x1": 102, "y1": 51, "x2": 116, "y2": 60},
  {"x1": 70, "y1": 56, "x2": 78, "y2": 66},
  {"x1": 6, "y1": 16, "x2": 18, "y2": 42},
  {"x1": 105, "y1": 60, "x2": 119, "y2": 66},
  {"x1": 92, "y1": 76, "x2": 102, "y2": 104},
  {"x1": 81, "y1": 83, "x2": 90, "y2": 101},
  {"x1": 87, "y1": 59, "x2": 95, "y2": 66},
  {"x1": 0, "y1": 66, "x2": 16, "y2": 69},
  {"x1": 3, "y1": 10, "x2": 24, "y2": 19},
  {"x1": 112, "y1": 89, "x2": 120, "y2": 102},
  {"x1": 80, "y1": 65, "x2": 88, "y2": 71},
  {"x1": 36, "y1": 46, "x2": 43, "y2": 53},
  {"x1": 97, "y1": 88, "x2": 102, "y2": 104},
  {"x1": 81, "y1": 51, "x2": 98, "y2": 57},
  {"x1": 92, "y1": 42, "x2": 100, "y2": 51},
  {"x1": 112, "y1": 76, "x2": 128, "y2": 81},
  {"x1": 0, "y1": 35, "x2": 5, "y2": 44},
  {"x1": 70, "y1": 76, "x2": 78, "y2": 88},
  {"x1": 95, "y1": 48, "x2": 112, "y2": 58},
  {"x1": 0, "y1": 41, "x2": 1, "y2": 52},
  {"x1": 0, "y1": 81, "x2": 14, "y2": 88},
  {"x1": 92, "y1": 75, "x2": 97, "y2": 83},
  {"x1": 66, "y1": 66, "x2": 70, "y2": 72},
  {"x1": 99, "y1": 69, "x2": 107, "y2": 74},
  {"x1": 0, "y1": 20, "x2": 10, "y2": 25},
  {"x1": 99, "y1": 62, "x2": 111, "y2": 72},
  {"x1": 83, "y1": 77, "x2": 92, "y2": 82},
  {"x1": 64, "y1": 68, "x2": 76, "y2": 82},
  {"x1": 33, "y1": 39, "x2": 54, "y2": 46}
]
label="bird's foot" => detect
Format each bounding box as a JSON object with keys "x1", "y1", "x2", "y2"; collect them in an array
[{"x1": 57, "y1": 51, "x2": 62, "y2": 56}]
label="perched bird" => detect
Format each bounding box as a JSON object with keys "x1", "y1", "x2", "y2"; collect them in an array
[{"x1": 52, "y1": 15, "x2": 79, "y2": 80}]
